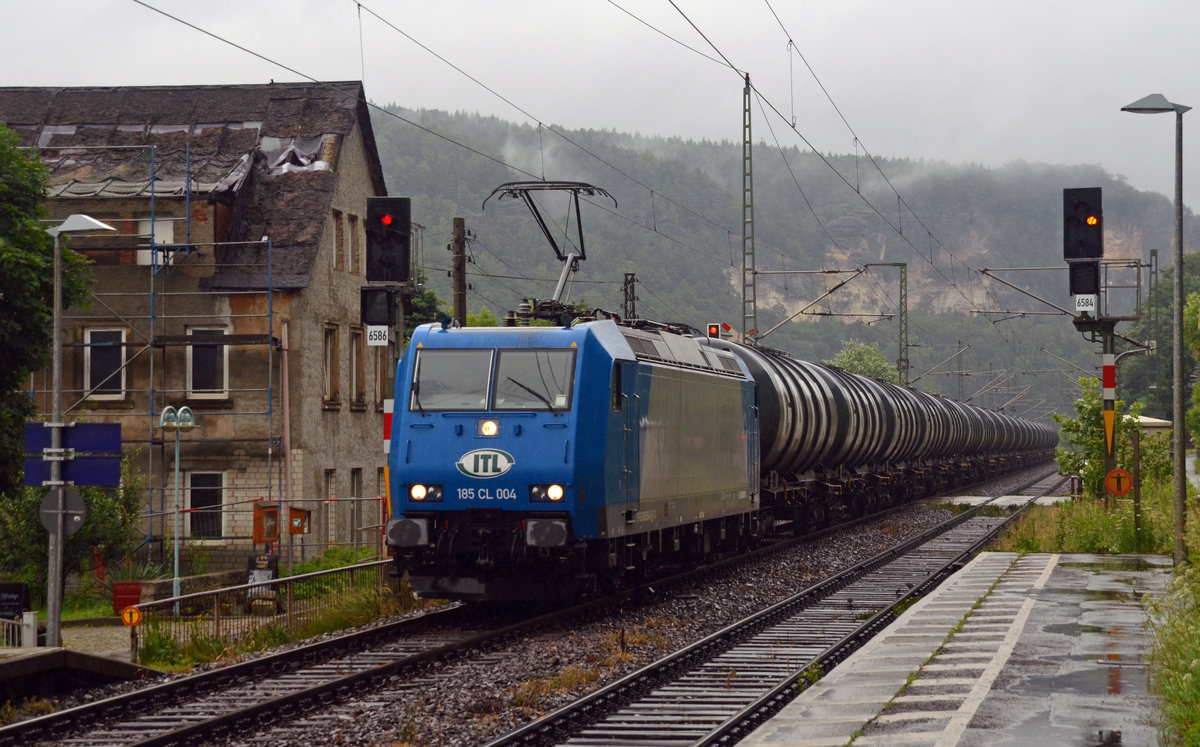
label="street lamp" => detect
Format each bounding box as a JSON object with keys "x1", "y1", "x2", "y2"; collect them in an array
[
  {"x1": 158, "y1": 405, "x2": 197, "y2": 604},
  {"x1": 1122, "y1": 93, "x2": 1191, "y2": 566},
  {"x1": 43, "y1": 214, "x2": 116, "y2": 648}
]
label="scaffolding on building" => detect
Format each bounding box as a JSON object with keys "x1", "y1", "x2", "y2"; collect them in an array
[{"x1": 29, "y1": 141, "x2": 286, "y2": 571}]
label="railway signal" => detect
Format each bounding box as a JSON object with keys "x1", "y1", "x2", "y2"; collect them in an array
[
  {"x1": 707, "y1": 323, "x2": 721, "y2": 338},
  {"x1": 360, "y1": 286, "x2": 395, "y2": 326},
  {"x1": 1068, "y1": 260, "x2": 1100, "y2": 297},
  {"x1": 1063, "y1": 187, "x2": 1103, "y2": 259},
  {"x1": 366, "y1": 196, "x2": 411, "y2": 282}
]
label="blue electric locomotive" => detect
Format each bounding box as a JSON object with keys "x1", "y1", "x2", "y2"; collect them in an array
[
  {"x1": 384, "y1": 318, "x2": 1058, "y2": 601},
  {"x1": 385, "y1": 319, "x2": 758, "y2": 600}
]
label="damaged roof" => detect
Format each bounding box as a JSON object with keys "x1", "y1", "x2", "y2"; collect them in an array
[{"x1": 0, "y1": 81, "x2": 387, "y2": 290}]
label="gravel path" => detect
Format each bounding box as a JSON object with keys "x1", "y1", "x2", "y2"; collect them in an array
[{"x1": 60, "y1": 623, "x2": 133, "y2": 661}]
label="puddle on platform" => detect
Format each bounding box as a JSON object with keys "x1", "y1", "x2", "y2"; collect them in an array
[
  {"x1": 1043, "y1": 622, "x2": 1105, "y2": 636},
  {"x1": 1060, "y1": 556, "x2": 1166, "y2": 573}
]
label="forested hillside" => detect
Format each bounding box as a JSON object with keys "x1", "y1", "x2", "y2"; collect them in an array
[{"x1": 370, "y1": 105, "x2": 1199, "y2": 420}]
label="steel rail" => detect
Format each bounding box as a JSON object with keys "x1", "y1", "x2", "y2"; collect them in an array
[{"x1": 484, "y1": 467, "x2": 1063, "y2": 746}]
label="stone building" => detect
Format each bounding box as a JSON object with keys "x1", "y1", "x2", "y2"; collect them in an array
[{"x1": 0, "y1": 82, "x2": 397, "y2": 571}]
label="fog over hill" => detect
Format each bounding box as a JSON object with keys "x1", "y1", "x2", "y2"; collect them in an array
[{"x1": 373, "y1": 106, "x2": 1198, "y2": 420}]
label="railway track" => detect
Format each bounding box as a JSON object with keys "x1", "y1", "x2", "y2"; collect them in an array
[
  {"x1": 484, "y1": 470, "x2": 1067, "y2": 746},
  {"x1": 1, "y1": 467, "x2": 1057, "y2": 746},
  {"x1": 0, "y1": 602, "x2": 513, "y2": 747}
]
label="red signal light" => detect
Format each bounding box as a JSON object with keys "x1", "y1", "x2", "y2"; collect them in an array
[{"x1": 380, "y1": 213, "x2": 394, "y2": 226}]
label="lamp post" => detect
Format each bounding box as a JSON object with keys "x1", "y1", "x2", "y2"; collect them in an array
[
  {"x1": 43, "y1": 215, "x2": 116, "y2": 648},
  {"x1": 1122, "y1": 93, "x2": 1191, "y2": 566},
  {"x1": 158, "y1": 405, "x2": 196, "y2": 603}
]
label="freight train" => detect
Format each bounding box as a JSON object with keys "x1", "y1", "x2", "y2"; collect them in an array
[{"x1": 383, "y1": 316, "x2": 1057, "y2": 601}]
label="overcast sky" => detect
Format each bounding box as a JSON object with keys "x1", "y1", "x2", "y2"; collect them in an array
[{"x1": 6, "y1": 0, "x2": 1200, "y2": 212}]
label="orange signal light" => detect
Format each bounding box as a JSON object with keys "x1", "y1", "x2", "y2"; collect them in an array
[{"x1": 1086, "y1": 215, "x2": 1098, "y2": 226}]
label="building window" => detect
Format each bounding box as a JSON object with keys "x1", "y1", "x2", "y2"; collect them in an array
[
  {"x1": 84, "y1": 327, "x2": 126, "y2": 399},
  {"x1": 333, "y1": 209, "x2": 345, "y2": 271},
  {"x1": 136, "y1": 217, "x2": 176, "y2": 267},
  {"x1": 349, "y1": 214, "x2": 360, "y2": 274},
  {"x1": 187, "y1": 471, "x2": 224, "y2": 538},
  {"x1": 350, "y1": 326, "x2": 366, "y2": 408},
  {"x1": 376, "y1": 466, "x2": 387, "y2": 539},
  {"x1": 350, "y1": 467, "x2": 363, "y2": 546},
  {"x1": 187, "y1": 327, "x2": 228, "y2": 398},
  {"x1": 375, "y1": 342, "x2": 393, "y2": 407},
  {"x1": 324, "y1": 468, "x2": 337, "y2": 545},
  {"x1": 323, "y1": 323, "x2": 340, "y2": 405}
]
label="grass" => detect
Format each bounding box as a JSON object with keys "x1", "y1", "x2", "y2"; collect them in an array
[
  {"x1": 61, "y1": 589, "x2": 115, "y2": 620},
  {"x1": 987, "y1": 473, "x2": 1200, "y2": 744},
  {"x1": 136, "y1": 580, "x2": 427, "y2": 669},
  {"x1": 511, "y1": 666, "x2": 601, "y2": 709},
  {"x1": 0, "y1": 696, "x2": 55, "y2": 726},
  {"x1": 506, "y1": 617, "x2": 674, "y2": 714},
  {"x1": 989, "y1": 478, "x2": 1192, "y2": 555},
  {"x1": 1145, "y1": 566, "x2": 1200, "y2": 746}
]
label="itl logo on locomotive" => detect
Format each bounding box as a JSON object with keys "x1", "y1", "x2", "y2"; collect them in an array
[{"x1": 456, "y1": 449, "x2": 515, "y2": 478}]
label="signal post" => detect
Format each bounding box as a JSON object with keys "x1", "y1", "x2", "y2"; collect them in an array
[{"x1": 1064, "y1": 187, "x2": 1149, "y2": 500}]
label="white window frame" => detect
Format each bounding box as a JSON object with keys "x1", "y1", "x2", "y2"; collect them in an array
[
  {"x1": 187, "y1": 326, "x2": 229, "y2": 399},
  {"x1": 186, "y1": 471, "x2": 226, "y2": 539},
  {"x1": 84, "y1": 327, "x2": 126, "y2": 400}
]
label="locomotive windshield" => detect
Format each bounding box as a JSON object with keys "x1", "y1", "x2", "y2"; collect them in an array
[
  {"x1": 410, "y1": 349, "x2": 493, "y2": 411},
  {"x1": 409, "y1": 348, "x2": 575, "y2": 412},
  {"x1": 494, "y1": 349, "x2": 575, "y2": 411}
]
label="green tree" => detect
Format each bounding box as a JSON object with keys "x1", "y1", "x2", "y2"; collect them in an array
[
  {"x1": 0, "y1": 124, "x2": 92, "y2": 499},
  {"x1": 0, "y1": 456, "x2": 145, "y2": 605},
  {"x1": 1053, "y1": 377, "x2": 1164, "y2": 497},
  {"x1": 1185, "y1": 293, "x2": 1200, "y2": 444},
  {"x1": 467, "y1": 306, "x2": 500, "y2": 326},
  {"x1": 824, "y1": 339, "x2": 900, "y2": 384},
  {"x1": 402, "y1": 276, "x2": 443, "y2": 343}
]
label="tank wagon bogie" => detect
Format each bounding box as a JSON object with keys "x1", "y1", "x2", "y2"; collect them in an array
[{"x1": 384, "y1": 319, "x2": 1057, "y2": 601}]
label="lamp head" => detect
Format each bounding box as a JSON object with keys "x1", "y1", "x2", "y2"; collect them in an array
[
  {"x1": 46, "y1": 214, "x2": 117, "y2": 237},
  {"x1": 159, "y1": 405, "x2": 197, "y2": 432},
  {"x1": 1122, "y1": 93, "x2": 1191, "y2": 115}
]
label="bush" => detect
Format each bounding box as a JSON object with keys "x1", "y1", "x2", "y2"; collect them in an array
[
  {"x1": 1146, "y1": 565, "x2": 1200, "y2": 745},
  {"x1": 0, "y1": 455, "x2": 145, "y2": 606},
  {"x1": 993, "y1": 477, "x2": 1179, "y2": 554}
]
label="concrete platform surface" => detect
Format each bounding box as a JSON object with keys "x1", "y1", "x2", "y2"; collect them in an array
[{"x1": 741, "y1": 552, "x2": 1170, "y2": 746}]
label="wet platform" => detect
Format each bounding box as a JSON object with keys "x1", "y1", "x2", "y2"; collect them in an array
[{"x1": 741, "y1": 552, "x2": 1170, "y2": 746}]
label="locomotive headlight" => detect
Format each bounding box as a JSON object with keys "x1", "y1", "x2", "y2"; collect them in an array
[
  {"x1": 409, "y1": 484, "x2": 443, "y2": 502},
  {"x1": 530, "y1": 483, "x2": 566, "y2": 502},
  {"x1": 477, "y1": 418, "x2": 500, "y2": 437}
]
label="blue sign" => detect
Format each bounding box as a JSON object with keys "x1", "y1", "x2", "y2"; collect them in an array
[
  {"x1": 24, "y1": 422, "x2": 122, "y2": 487},
  {"x1": 24, "y1": 422, "x2": 120, "y2": 453}
]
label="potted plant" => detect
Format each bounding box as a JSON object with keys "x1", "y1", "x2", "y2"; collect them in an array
[{"x1": 103, "y1": 559, "x2": 165, "y2": 615}]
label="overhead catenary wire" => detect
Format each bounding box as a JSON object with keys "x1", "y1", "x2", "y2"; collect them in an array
[
  {"x1": 133, "y1": 0, "x2": 1048, "y2": 389},
  {"x1": 661, "y1": 0, "x2": 1038, "y2": 377}
]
